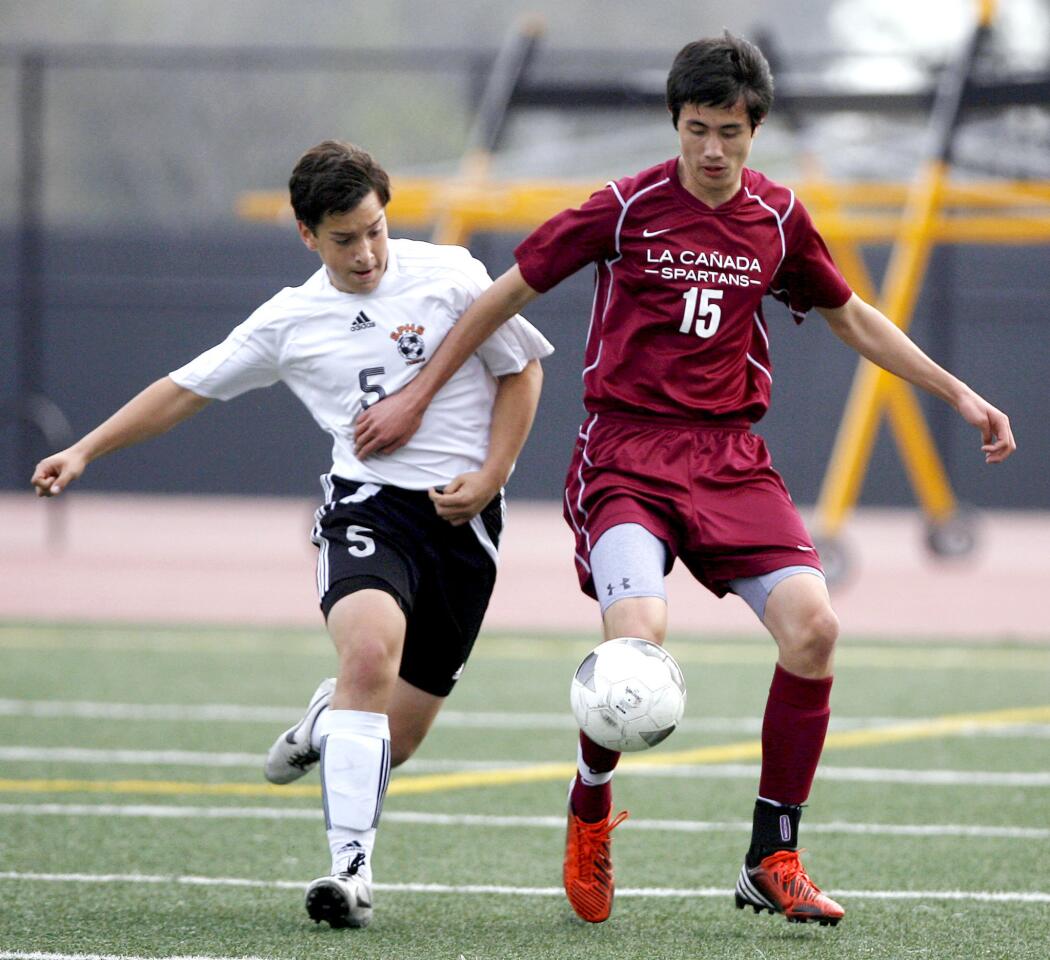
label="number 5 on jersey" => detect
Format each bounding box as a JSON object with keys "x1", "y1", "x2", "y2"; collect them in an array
[
  {"x1": 346, "y1": 525, "x2": 376, "y2": 557},
  {"x1": 359, "y1": 367, "x2": 387, "y2": 408},
  {"x1": 680, "y1": 287, "x2": 723, "y2": 338}
]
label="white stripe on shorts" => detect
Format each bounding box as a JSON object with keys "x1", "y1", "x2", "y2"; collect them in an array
[{"x1": 469, "y1": 514, "x2": 499, "y2": 568}]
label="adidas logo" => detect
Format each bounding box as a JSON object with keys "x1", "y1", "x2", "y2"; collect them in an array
[{"x1": 349, "y1": 310, "x2": 376, "y2": 332}]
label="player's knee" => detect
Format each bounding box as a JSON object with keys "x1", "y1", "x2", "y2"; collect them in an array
[
  {"x1": 603, "y1": 597, "x2": 667, "y2": 645},
  {"x1": 795, "y1": 606, "x2": 839, "y2": 667},
  {"x1": 609, "y1": 617, "x2": 666, "y2": 646},
  {"x1": 338, "y1": 635, "x2": 399, "y2": 693}
]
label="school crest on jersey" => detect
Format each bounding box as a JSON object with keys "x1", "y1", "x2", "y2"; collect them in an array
[{"x1": 391, "y1": 323, "x2": 426, "y2": 365}]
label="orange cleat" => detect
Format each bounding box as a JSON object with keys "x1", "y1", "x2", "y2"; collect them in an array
[
  {"x1": 563, "y1": 807, "x2": 629, "y2": 923},
  {"x1": 735, "y1": 849, "x2": 844, "y2": 926}
]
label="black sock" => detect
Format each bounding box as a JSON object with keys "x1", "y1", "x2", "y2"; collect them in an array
[{"x1": 746, "y1": 798, "x2": 803, "y2": 867}]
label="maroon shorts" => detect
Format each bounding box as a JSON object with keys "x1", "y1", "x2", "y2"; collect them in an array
[{"x1": 563, "y1": 412, "x2": 822, "y2": 600}]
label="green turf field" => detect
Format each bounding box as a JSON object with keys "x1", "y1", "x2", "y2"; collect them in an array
[{"x1": 1, "y1": 622, "x2": 1048, "y2": 960}]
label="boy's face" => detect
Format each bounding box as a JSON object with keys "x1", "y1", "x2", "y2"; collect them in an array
[
  {"x1": 675, "y1": 98, "x2": 756, "y2": 207},
  {"x1": 298, "y1": 190, "x2": 389, "y2": 295}
]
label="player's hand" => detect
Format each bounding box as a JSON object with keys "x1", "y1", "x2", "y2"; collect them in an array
[
  {"x1": 956, "y1": 392, "x2": 1016, "y2": 464},
  {"x1": 355, "y1": 389, "x2": 426, "y2": 459},
  {"x1": 429, "y1": 471, "x2": 501, "y2": 526},
  {"x1": 31, "y1": 448, "x2": 88, "y2": 497}
]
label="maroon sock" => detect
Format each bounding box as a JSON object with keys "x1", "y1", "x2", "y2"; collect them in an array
[
  {"x1": 570, "y1": 732, "x2": 621, "y2": 822},
  {"x1": 758, "y1": 664, "x2": 833, "y2": 805}
]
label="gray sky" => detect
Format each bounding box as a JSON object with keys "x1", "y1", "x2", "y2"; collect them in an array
[{"x1": 0, "y1": 0, "x2": 836, "y2": 51}]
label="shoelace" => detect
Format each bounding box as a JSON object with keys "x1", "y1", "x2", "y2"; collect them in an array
[
  {"x1": 288, "y1": 749, "x2": 319, "y2": 769},
  {"x1": 765, "y1": 849, "x2": 826, "y2": 901},
  {"x1": 575, "y1": 810, "x2": 629, "y2": 872},
  {"x1": 346, "y1": 850, "x2": 366, "y2": 878}
]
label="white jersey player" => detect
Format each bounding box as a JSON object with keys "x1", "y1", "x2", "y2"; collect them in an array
[
  {"x1": 32, "y1": 140, "x2": 553, "y2": 931},
  {"x1": 170, "y1": 238, "x2": 549, "y2": 492}
]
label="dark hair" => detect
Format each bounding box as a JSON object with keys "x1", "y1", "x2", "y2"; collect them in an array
[
  {"x1": 288, "y1": 140, "x2": 392, "y2": 232},
  {"x1": 666, "y1": 31, "x2": 774, "y2": 130}
]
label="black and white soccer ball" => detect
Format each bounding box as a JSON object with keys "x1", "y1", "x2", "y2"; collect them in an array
[
  {"x1": 396, "y1": 332, "x2": 425, "y2": 362},
  {"x1": 570, "y1": 637, "x2": 687, "y2": 752}
]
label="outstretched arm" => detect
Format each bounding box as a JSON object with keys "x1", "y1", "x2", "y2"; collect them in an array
[
  {"x1": 31, "y1": 376, "x2": 211, "y2": 496},
  {"x1": 354, "y1": 265, "x2": 539, "y2": 459},
  {"x1": 818, "y1": 293, "x2": 1015, "y2": 463},
  {"x1": 429, "y1": 358, "x2": 544, "y2": 526}
]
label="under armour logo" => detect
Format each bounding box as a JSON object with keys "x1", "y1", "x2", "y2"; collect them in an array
[{"x1": 606, "y1": 577, "x2": 631, "y2": 596}]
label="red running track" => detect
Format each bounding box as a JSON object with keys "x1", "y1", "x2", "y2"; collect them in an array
[{"x1": 2, "y1": 493, "x2": 1047, "y2": 642}]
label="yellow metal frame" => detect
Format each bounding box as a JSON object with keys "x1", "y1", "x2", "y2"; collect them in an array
[
  {"x1": 237, "y1": 176, "x2": 1050, "y2": 244},
  {"x1": 810, "y1": 162, "x2": 959, "y2": 534},
  {"x1": 811, "y1": 0, "x2": 1003, "y2": 539}
]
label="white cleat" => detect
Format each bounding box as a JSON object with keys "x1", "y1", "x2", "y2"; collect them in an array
[
  {"x1": 304, "y1": 871, "x2": 374, "y2": 929},
  {"x1": 264, "y1": 677, "x2": 335, "y2": 784}
]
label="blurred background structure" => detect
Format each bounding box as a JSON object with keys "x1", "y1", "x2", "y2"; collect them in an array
[{"x1": 1, "y1": 0, "x2": 1048, "y2": 585}]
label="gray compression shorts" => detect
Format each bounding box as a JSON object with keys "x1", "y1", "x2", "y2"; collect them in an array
[
  {"x1": 590, "y1": 523, "x2": 825, "y2": 621},
  {"x1": 590, "y1": 523, "x2": 670, "y2": 613}
]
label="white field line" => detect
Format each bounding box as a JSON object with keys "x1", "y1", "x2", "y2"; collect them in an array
[
  {"x1": 0, "y1": 870, "x2": 1047, "y2": 904},
  {"x1": 0, "y1": 747, "x2": 265, "y2": 767},
  {"x1": 0, "y1": 746, "x2": 528, "y2": 771},
  {"x1": 635, "y1": 764, "x2": 1050, "y2": 787},
  {"x1": 5, "y1": 745, "x2": 1049, "y2": 787},
  {"x1": 0, "y1": 803, "x2": 1045, "y2": 840},
  {"x1": 1, "y1": 954, "x2": 271, "y2": 960},
  {"x1": 3, "y1": 699, "x2": 1048, "y2": 737}
]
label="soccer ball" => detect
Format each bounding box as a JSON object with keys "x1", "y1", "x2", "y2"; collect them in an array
[{"x1": 570, "y1": 637, "x2": 687, "y2": 752}]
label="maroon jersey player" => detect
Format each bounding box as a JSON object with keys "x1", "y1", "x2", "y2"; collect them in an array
[
  {"x1": 516, "y1": 164, "x2": 848, "y2": 422},
  {"x1": 355, "y1": 32, "x2": 1014, "y2": 928}
]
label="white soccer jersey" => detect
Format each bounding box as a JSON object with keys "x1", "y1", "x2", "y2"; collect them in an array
[{"x1": 169, "y1": 238, "x2": 554, "y2": 489}]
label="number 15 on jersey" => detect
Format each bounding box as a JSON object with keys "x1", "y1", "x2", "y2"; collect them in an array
[{"x1": 680, "y1": 287, "x2": 723, "y2": 338}]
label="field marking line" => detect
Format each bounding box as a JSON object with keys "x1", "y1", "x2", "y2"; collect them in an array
[
  {"x1": 818, "y1": 705, "x2": 1050, "y2": 751},
  {"x1": 7, "y1": 696, "x2": 1050, "y2": 736},
  {"x1": 634, "y1": 765, "x2": 1050, "y2": 786},
  {"x1": 3, "y1": 763, "x2": 1047, "y2": 798},
  {"x1": 0, "y1": 802, "x2": 1046, "y2": 840},
  {"x1": 2, "y1": 704, "x2": 1048, "y2": 799},
  {"x1": 0, "y1": 746, "x2": 266, "y2": 767},
  {"x1": 369, "y1": 703, "x2": 1050, "y2": 793},
  {"x1": 0, "y1": 871, "x2": 1048, "y2": 904},
  {"x1": 2, "y1": 699, "x2": 977, "y2": 731},
  {"x1": 5, "y1": 747, "x2": 1050, "y2": 780},
  {"x1": 0, "y1": 778, "x2": 319, "y2": 799},
  {"x1": 0, "y1": 714, "x2": 1045, "y2": 768},
  {"x1": 0, "y1": 699, "x2": 296, "y2": 723},
  {"x1": 0, "y1": 698, "x2": 952, "y2": 731},
  {"x1": 0, "y1": 953, "x2": 271, "y2": 960}
]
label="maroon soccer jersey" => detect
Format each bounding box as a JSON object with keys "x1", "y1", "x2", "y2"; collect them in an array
[{"x1": 515, "y1": 159, "x2": 852, "y2": 422}]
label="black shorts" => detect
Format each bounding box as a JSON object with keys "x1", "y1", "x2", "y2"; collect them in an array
[{"x1": 310, "y1": 475, "x2": 503, "y2": 697}]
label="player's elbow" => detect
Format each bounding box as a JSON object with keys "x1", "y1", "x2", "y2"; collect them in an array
[
  {"x1": 501, "y1": 358, "x2": 544, "y2": 394},
  {"x1": 819, "y1": 292, "x2": 860, "y2": 330},
  {"x1": 523, "y1": 357, "x2": 544, "y2": 388}
]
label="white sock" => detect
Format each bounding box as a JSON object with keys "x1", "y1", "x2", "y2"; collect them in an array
[
  {"x1": 317, "y1": 709, "x2": 391, "y2": 879},
  {"x1": 576, "y1": 742, "x2": 614, "y2": 786}
]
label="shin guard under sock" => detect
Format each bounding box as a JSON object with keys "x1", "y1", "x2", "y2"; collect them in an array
[{"x1": 571, "y1": 731, "x2": 620, "y2": 822}]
